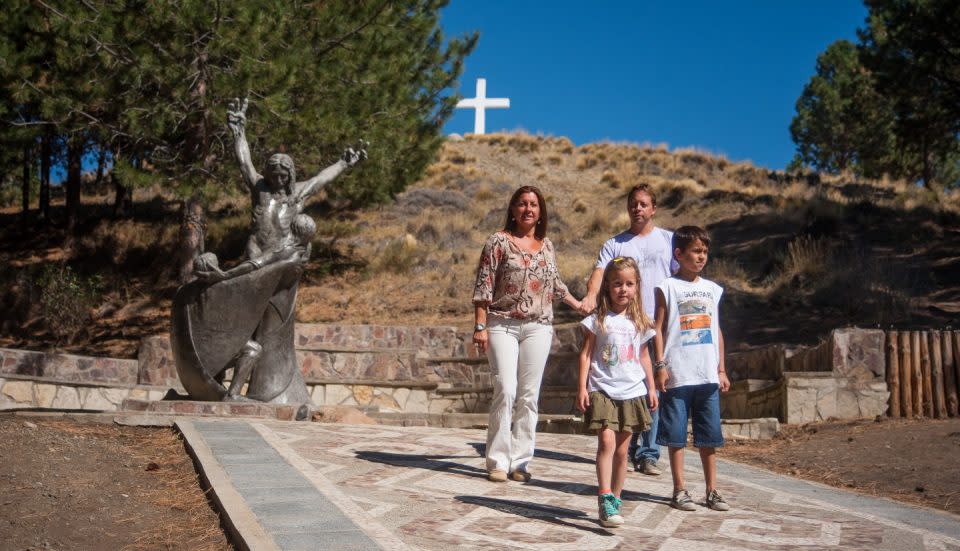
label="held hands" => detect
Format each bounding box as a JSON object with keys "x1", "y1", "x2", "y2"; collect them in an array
[
  {"x1": 571, "y1": 297, "x2": 592, "y2": 316},
  {"x1": 655, "y1": 367, "x2": 669, "y2": 394},
  {"x1": 580, "y1": 295, "x2": 597, "y2": 315},
  {"x1": 227, "y1": 97, "x2": 248, "y2": 134},
  {"x1": 646, "y1": 390, "x2": 659, "y2": 411},
  {"x1": 342, "y1": 140, "x2": 369, "y2": 166}
]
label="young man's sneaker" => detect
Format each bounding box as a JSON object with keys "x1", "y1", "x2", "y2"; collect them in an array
[
  {"x1": 639, "y1": 459, "x2": 662, "y2": 476},
  {"x1": 487, "y1": 469, "x2": 508, "y2": 482},
  {"x1": 597, "y1": 493, "x2": 624, "y2": 527},
  {"x1": 670, "y1": 489, "x2": 697, "y2": 511},
  {"x1": 705, "y1": 489, "x2": 730, "y2": 511}
]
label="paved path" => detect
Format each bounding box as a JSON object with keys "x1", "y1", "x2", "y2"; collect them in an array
[{"x1": 178, "y1": 418, "x2": 960, "y2": 551}]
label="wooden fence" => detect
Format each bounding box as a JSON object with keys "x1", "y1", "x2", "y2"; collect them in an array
[{"x1": 885, "y1": 330, "x2": 960, "y2": 418}]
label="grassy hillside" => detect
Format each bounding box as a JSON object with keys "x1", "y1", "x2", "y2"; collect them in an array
[{"x1": 2, "y1": 133, "x2": 959, "y2": 357}]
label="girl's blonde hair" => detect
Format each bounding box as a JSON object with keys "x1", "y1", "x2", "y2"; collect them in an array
[{"x1": 596, "y1": 257, "x2": 653, "y2": 334}]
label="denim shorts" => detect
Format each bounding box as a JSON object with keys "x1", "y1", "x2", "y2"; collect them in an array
[{"x1": 656, "y1": 383, "x2": 724, "y2": 448}]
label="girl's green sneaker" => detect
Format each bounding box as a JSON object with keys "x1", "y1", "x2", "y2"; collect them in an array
[{"x1": 598, "y1": 493, "x2": 624, "y2": 527}]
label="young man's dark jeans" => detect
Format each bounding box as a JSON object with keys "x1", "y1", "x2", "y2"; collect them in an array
[{"x1": 629, "y1": 391, "x2": 660, "y2": 468}]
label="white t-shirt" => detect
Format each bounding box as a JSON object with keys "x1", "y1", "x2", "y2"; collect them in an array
[
  {"x1": 596, "y1": 228, "x2": 679, "y2": 319},
  {"x1": 581, "y1": 312, "x2": 656, "y2": 400},
  {"x1": 656, "y1": 276, "x2": 723, "y2": 389}
]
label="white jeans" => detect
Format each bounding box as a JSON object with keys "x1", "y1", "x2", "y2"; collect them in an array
[{"x1": 485, "y1": 317, "x2": 553, "y2": 473}]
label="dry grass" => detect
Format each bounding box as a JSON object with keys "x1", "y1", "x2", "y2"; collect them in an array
[{"x1": 121, "y1": 429, "x2": 229, "y2": 551}]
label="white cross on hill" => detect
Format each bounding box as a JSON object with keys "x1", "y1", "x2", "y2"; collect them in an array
[{"x1": 456, "y1": 78, "x2": 510, "y2": 135}]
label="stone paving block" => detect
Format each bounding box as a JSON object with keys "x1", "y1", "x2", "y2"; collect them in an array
[
  {"x1": 205, "y1": 440, "x2": 275, "y2": 457},
  {"x1": 272, "y1": 530, "x2": 378, "y2": 551},
  {"x1": 243, "y1": 486, "x2": 328, "y2": 506},
  {"x1": 215, "y1": 453, "x2": 284, "y2": 466},
  {"x1": 229, "y1": 470, "x2": 310, "y2": 490},
  {"x1": 256, "y1": 510, "x2": 359, "y2": 532}
]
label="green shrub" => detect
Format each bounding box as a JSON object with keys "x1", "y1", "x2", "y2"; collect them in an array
[{"x1": 37, "y1": 265, "x2": 103, "y2": 343}]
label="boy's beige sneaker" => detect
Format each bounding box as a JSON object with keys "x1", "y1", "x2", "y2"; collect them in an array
[
  {"x1": 670, "y1": 489, "x2": 697, "y2": 511},
  {"x1": 487, "y1": 469, "x2": 508, "y2": 482},
  {"x1": 706, "y1": 489, "x2": 730, "y2": 511}
]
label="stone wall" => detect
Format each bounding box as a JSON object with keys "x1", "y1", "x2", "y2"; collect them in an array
[
  {"x1": 0, "y1": 374, "x2": 168, "y2": 411},
  {"x1": 721, "y1": 328, "x2": 890, "y2": 424},
  {"x1": 720, "y1": 379, "x2": 783, "y2": 420},
  {"x1": 137, "y1": 322, "x2": 583, "y2": 390},
  {"x1": 4, "y1": 325, "x2": 891, "y2": 427},
  {"x1": 1, "y1": 348, "x2": 138, "y2": 385},
  {"x1": 783, "y1": 373, "x2": 889, "y2": 423}
]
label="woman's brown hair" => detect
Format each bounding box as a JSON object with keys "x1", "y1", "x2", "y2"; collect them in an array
[{"x1": 503, "y1": 185, "x2": 548, "y2": 239}]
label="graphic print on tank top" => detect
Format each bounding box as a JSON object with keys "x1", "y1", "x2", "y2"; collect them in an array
[{"x1": 678, "y1": 298, "x2": 713, "y2": 346}]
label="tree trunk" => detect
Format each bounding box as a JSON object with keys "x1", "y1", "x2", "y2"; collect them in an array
[
  {"x1": 93, "y1": 146, "x2": 107, "y2": 190},
  {"x1": 21, "y1": 143, "x2": 31, "y2": 217},
  {"x1": 65, "y1": 138, "x2": 83, "y2": 232},
  {"x1": 39, "y1": 132, "x2": 51, "y2": 223},
  {"x1": 921, "y1": 138, "x2": 934, "y2": 190},
  {"x1": 177, "y1": 197, "x2": 206, "y2": 284},
  {"x1": 112, "y1": 151, "x2": 132, "y2": 218}
]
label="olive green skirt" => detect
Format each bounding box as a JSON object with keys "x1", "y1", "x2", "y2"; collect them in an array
[{"x1": 584, "y1": 391, "x2": 653, "y2": 434}]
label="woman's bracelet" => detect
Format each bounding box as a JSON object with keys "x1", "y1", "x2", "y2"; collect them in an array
[{"x1": 654, "y1": 360, "x2": 667, "y2": 372}]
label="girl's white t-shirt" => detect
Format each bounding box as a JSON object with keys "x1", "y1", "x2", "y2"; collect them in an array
[
  {"x1": 581, "y1": 312, "x2": 656, "y2": 400},
  {"x1": 656, "y1": 276, "x2": 723, "y2": 389}
]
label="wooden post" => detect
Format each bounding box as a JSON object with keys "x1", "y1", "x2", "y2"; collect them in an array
[
  {"x1": 930, "y1": 331, "x2": 946, "y2": 418},
  {"x1": 920, "y1": 331, "x2": 933, "y2": 417},
  {"x1": 943, "y1": 331, "x2": 957, "y2": 417},
  {"x1": 886, "y1": 331, "x2": 900, "y2": 418},
  {"x1": 912, "y1": 331, "x2": 923, "y2": 418},
  {"x1": 954, "y1": 331, "x2": 960, "y2": 413},
  {"x1": 900, "y1": 331, "x2": 913, "y2": 418}
]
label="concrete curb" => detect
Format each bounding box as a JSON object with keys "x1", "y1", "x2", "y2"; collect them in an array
[{"x1": 176, "y1": 419, "x2": 280, "y2": 551}]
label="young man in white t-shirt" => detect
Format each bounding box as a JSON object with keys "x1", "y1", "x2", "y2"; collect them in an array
[
  {"x1": 653, "y1": 225, "x2": 731, "y2": 512},
  {"x1": 583, "y1": 184, "x2": 677, "y2": 476}
]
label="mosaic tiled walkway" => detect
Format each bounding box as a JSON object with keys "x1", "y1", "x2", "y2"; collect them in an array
[{"x1": 185, "y1": 419, "x2": 960, "y2": 550}]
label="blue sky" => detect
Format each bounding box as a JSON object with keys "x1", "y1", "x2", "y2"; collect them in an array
[{"x1": 440, "y1": 1, "x2": 868, "y2": 170}]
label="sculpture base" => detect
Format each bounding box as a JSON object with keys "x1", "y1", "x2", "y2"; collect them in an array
[{"x1": 121, "y1": 398, "x2": 312, "y2": 421}]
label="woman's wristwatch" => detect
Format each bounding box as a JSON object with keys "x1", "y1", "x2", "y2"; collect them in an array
[{"x1": 474, "y1": 323, "x2": 486, "y2": 332}]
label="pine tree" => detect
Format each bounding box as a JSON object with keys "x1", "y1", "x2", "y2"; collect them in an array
[
  {"x1": 790, "y1": 40, "x2": 902, "y2": 177},
  {"x1": 859, "y1": 0, "x2": 960, "y2": 189}
]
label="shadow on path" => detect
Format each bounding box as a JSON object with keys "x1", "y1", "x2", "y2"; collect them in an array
[
  {"x1": 526, "y1": 478, "x2": 669, "y2": 505},
  {"x1": 455, "y1": 495, "x2": 613, "y2": 536},
  {"x1": 468, "y1": 442, "x2": 595, "y2": 465},
  {"x1": 355, "y1": 451, "x2": 487, "y2": 479}
]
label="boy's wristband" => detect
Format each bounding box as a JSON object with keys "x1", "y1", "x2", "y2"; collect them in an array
[{"x1": 654, "y1": 360, "x2": 667, "y2": 372}]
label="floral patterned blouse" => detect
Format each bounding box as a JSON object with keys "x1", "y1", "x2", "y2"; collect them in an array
[{"x1": 473, "y1": 231, "x2": 570, "y2": 324}]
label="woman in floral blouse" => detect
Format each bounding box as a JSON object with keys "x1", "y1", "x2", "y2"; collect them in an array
[{"x1": 473, "y1": 185, "x2": 585, "y2": 482}]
